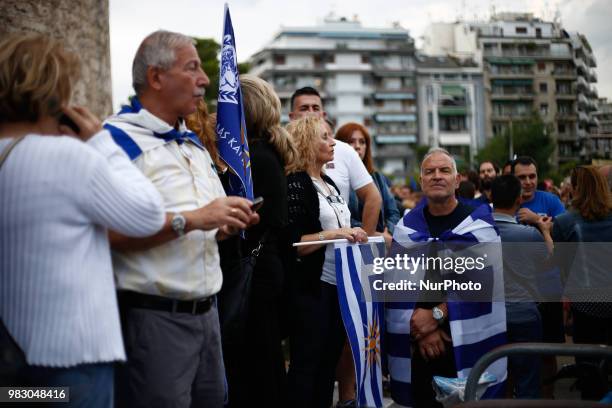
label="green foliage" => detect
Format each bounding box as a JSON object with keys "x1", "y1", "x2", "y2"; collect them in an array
[
  {"x1": 193, "y1": 37, "x2": 251, "y2": 113},
  {"x1": 476, "y1": 113, "x2": 555, "y2": 176}
]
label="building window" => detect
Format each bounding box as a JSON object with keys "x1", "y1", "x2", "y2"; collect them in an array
[
  {"x1": 537, "y1": 62, "x2": 546, "y2": 71},
  {"x1": 364, "y1": 118, "x2": 372, "y2": 126},
  {"x1": 274, "y1": 54, "x2": 285, "y2": 65},
  {"x1": 558, "y1": 123, "x2": 566, "y2": 133},
  {"x1": 516, "y1": 27, "x2": 528, "y2": 34},
  {"x1": 540, "y1": 103, "x2": 548, "y2": 116},
  {"x1": 539, "y1": 83, "x2": 548, "y2": 93},
  {"x1": 361, "y1": 55, "x2": 370, "y2": 64}
]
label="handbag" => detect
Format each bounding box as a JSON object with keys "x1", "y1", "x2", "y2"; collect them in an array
[
  {"x1": 0, "y1": 136, "x2": 28, "y2": 383},
  {"x1": 217, "y1": 231, "x2": 269, "y2": 344}
]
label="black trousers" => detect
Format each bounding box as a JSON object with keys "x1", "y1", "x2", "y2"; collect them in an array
[
  {"x1": 572, "y1": 306, "x2": 612, "y2": 400},
  {"x1": 287, "y1": 281, "x2": 346, "y2": 408},
  {"x1": 410, "y1": 329, "x2": 457, "y2": 408},
  {"x1": 223, "y1": 287, "x2": 287, "y2": 407}
]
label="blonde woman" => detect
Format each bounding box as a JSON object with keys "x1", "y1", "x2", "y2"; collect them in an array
[
  {"x1": 218, "y1": 74, "x2": 298, "y2": 407},
  {"x1": 285, "y1": 116, "x2": 367, "y2": 408}
]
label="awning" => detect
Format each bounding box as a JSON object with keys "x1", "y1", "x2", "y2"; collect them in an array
[
  {"x1": 375, "y1": 135, "x2": 417, "y2": 144},
  {"x1": 486, "y1": 57, "x2": 535, "y2": 65},
  {"x1": 491, "y1": 79, "x2": 533, "y2": 86},
  {"x1": 438, "y1": 106, "x2": 468, "y2": 116},
  {"x1": 441, "y1": 85, "x2": 465, "y2": 97}
]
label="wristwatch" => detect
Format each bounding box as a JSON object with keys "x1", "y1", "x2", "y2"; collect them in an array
[
  {"x1": 432, "y1": 306, "x2": 445, "y2": 325},
  {"x1": 171, "y1": 213, "x2": 186, "y2": 237},
  {"x1": 318, "y1": 232, "x2": 325, "y2": 241}
]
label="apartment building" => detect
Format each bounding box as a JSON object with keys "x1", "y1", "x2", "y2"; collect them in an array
[
  {"x1": 422, "y1": 13, "x2": 601, "y2": 167},
  {"x1": 416, "y1": 56, "x2": 486, "y2": 168},
  {"x1": 248, "y1": 16, "x2": 417, "y2": 177}
]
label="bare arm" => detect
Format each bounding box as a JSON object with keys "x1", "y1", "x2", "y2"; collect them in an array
[
  {"x1": 296, "y1": 227, "x2": 368, "y2": 256},
  {"x1": 109, "y1": 196, "x2": 257, "y2": 252},
  {"x1": 355, "y1": 182, "x2": 382, "y2": 235}
]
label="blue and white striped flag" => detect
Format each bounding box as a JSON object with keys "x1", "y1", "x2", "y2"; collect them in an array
[
  {"x1": 216, "y1": 3, "x2": 253, "y2": 199},
  {"x1": 335, "y1": 241, "x2": 386, "y2": 408},
  {"x1": 387, "y1": 203, "x2": 507, "y2": 407}
]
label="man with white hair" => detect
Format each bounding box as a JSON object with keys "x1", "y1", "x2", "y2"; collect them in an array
[
  {"x1": 104, "y1": 30, "x2": 258, "y2": 407},
  {"x1": 388, "y1": 148, "x2": 506, "y2": 407}
]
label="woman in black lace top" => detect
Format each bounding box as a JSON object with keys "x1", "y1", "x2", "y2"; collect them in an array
[{"x1": 285, "y1": 116, "x2": 367, "y2": 408}]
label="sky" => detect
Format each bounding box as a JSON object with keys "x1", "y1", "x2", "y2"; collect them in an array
[{"x1": 109, "y1": 0, "x2": 612, "y2": 111}]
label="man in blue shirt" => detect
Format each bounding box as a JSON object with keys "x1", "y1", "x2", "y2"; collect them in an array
[
  {"x1": 512, "y1": 156, "x2": 565, "y2": 398},
  {"x1": 492, "y1": 175, "x2": 552, "y2": 398},
  {"x1": 512, "y1": 156, "x2": 565, "y2": 223}
]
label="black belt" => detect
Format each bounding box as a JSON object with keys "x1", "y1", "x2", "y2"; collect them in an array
[{"x1": 118, "y1": 291, "x2": 213, "y2": 315}]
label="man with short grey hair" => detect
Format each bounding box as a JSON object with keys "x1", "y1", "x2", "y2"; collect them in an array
[
  {"x1": 104, "y1": 30, "x2": 258, "y2": 408},
  {"x1": 388, "y1": 147, "x2": 506, "y2": 407}
]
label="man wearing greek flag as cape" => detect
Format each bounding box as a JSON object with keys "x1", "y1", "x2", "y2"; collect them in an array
[{"x1": 386, "y1": 148, "x2": 507, "y2": 407}]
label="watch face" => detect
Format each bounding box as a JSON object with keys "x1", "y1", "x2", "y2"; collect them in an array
[
  {"x1": 172, "y1": 214, "x2": 186, "y2": 233},
  {"x1": 433, "y1": 307, "x2": 443, "y2": 320}
]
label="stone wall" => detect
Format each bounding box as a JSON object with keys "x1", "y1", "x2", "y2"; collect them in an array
[{"x1": 0, "y1": 0, "x2": 112, "y2": 119}]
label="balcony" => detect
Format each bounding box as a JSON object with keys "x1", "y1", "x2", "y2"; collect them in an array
[
  {"x1": 491, "y1": 112, "x2": 532, "y2": 121},
  {"x1": 374, "y1": 113, "x2": 417, "y2": 122},
  {"x1": 375, "y1": 106, "x2": 417, "y2": 114},
  {"x1": 578, "y1": 93, "x2": 589, "y2": 108},
  {"x1": 552, "y1": 68, "x2": 577, "y2": 79},
  {"x1": 491, "y1": 90, "x2": 535, "y2": 100},
  {"x1": 576, "y1": 76, "x2": 589, "y2": 91},
  {"x1": 374, "y1": 134, "x2": 417, "y2": 144},
  {"x1": 484, "y1": 48, "x2": 572, "y2": 60},
  {"x1": 588, "y1": 68, "x2": 598, "y2": 83},
  {"x1": 324, "y1": 62, "x2": 372, "y2": 72},
  {"x1": 439, "y1": 132, "x2": 471, "y2": 146},
  {"x1": 579, "y1": 111, "x2": 589, "y2": 123},
  {"x1": 373, "y1": 88, "x2": 416, "y2": 100},
  {"x1": 376, "y1": 125, "x2": 418, "y2": 135},
  {"x1": 575, "y1": 58, "x2": 587, "y2": 75},
  {"x1": 556, "y1": 112, "x2": 578, "y2": 121},
  {"x1": 555, "y1": 90, "x2": 576, "y2": 100}
]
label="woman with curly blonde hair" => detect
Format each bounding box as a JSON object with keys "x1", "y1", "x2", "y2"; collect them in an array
[{"x1": 285, "y1": 116, "x2": 367, "y2": 408}]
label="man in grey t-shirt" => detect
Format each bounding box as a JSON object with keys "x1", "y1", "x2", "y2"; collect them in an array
[{"x1": 492, "y1": 174, "x2": 552, "y2": 399}]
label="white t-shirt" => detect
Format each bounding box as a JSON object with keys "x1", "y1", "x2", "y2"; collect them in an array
[
  {"x1": 324, "y1": 140, "x2": 373, "y2": 202},
  {"x1": 311, "y1": 178, "x2": 351, "y2": 286}
]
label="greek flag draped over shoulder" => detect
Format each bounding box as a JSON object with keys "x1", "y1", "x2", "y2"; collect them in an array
[
  {"x1": 387, "y1": 203, "x2": 507, "y2": 407},
  {"x1": 216, "y1": 3, "x2": 253, "y2": 199},
  {"x1": 335, "y1": 242, "x2": 386, "y2": 408}
]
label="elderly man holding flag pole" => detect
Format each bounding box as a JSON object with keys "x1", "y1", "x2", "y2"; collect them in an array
[{"x1": 104, "y1": 24, "x2": 258, "y2": 408}]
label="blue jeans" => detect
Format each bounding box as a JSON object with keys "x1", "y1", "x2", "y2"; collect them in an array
[
  {"x1": 17, "y1": 362, "x2": 113, "y2": 408},
  {"x1": 506, "y1": 302, "x2": 542, "y2": 399}
]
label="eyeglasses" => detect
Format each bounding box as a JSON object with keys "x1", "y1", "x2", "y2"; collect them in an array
[{"x1": 326, "y1": 194, "x2": 345, "y2": 205}]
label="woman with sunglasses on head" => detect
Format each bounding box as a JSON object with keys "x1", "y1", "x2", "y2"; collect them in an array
[{"x1": 285, "y1": 116, "x2": 367, "y2": 408}]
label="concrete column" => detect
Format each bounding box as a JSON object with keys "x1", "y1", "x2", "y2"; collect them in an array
[{"x1": 0, "y1": 0, "x2": 112, "y2": 119}]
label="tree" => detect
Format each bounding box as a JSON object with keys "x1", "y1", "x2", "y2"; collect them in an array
[
  {"x1": 476, "y1": 113, "x2": 555, "y2": 176},
  {"x1": 193, "y1": 37, "x2": 250, "y2": 112}
]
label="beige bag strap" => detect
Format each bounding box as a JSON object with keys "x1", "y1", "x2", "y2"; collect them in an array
[{"x1": 0, "y1": 135, "x2": 26, "y2": 170}]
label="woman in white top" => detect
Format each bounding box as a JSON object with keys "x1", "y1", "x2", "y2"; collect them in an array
[
  {"x1": 0, "y1": 34, "x2": 165, "y2": 406},
  {"x1": 285, "y1": 116, "x2": 367, "y2": 408}
]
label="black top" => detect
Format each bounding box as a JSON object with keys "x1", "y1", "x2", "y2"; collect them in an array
[
  {"x1": 418, "y1": 201, "x2": 475, "y2": 310},
  {"x1": 286, "y1": 171, "x2": 341, "y2": 294},
  {"x1": 424, "y1": 201, "x2": 474, "y2": 238},
  {"x1": 242, "y1": 139, "x2": 287, "y2": 248}
]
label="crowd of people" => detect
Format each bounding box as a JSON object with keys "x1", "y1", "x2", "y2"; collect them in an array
[{"x1": 1, "y1": 29, "x2": 611, "y2": 408}]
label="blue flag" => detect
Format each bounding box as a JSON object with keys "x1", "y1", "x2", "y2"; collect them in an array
[
  {"x1": 335, "y1": 242, "x2": 386, "y2": 408},
  {"x1": 216, "y1": 3, "x2": 253, "y2": 199}
]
